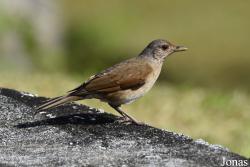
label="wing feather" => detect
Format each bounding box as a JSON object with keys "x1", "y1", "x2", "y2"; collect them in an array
[{"x1": 70, "y1": 58, "x2": 153, "y2": 96}]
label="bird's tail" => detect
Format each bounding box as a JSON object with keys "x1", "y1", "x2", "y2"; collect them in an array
[{"x1": 36, "y1": 95, "x2": 81, "y2": 112}]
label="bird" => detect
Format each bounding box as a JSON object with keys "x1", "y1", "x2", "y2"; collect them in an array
[{"x1": 36, "y1": 39, "x2": 187, "y2": 124}]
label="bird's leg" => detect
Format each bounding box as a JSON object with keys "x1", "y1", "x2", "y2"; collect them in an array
[{"x1": 109, "y1": 104, "x2": 142, "y2": 125}]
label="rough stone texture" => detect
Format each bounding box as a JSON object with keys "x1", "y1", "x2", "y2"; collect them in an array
[{"x1": 0, "y1": 88, "x2": 249, "y2": 167}]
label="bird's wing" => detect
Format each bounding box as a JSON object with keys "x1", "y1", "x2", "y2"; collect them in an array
[{"x1": 69, "y1": 59, "x2": 153, "y2": 96}]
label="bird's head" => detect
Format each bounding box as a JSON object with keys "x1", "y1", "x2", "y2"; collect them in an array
[{"x1": 140, "y1": 39, "x2": 187, "y2": 61}]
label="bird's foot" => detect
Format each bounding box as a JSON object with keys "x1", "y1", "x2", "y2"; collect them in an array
[
  {"x1": 33, "y1": 110, "x2": 52, "y2": 120},
  {"x1": 115, "y1": 117, "x2": 145, "y2": 125},
  {"x1": 115, "y1": 117, "x2": 132, "y2": 125}
]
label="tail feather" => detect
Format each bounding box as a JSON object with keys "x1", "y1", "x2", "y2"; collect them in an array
[{"x1": 36, "y1": 95, "x2": 81, "y2": 112}]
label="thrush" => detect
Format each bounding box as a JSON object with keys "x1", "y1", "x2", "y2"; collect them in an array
[{"x1": 36, "y1": 39, "x2": 187, "y2": 124}]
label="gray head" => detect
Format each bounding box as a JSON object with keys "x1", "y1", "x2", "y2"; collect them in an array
[{"x1": 139, "y1": 39, "x2": 187, "y2": 61}]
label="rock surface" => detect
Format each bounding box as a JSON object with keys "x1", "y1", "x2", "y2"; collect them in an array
[{"x1": 0, "y1": 88, "x2": 249, "y2": 167}]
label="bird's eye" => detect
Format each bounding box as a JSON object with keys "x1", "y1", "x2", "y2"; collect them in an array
[{"x1": 161, "y1": 45, "x2": 169, "y2": 50}]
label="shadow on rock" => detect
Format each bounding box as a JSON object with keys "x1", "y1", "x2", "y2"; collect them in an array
[{"x1": 15, "y1": 112, "x2": 117, "y2": 128}]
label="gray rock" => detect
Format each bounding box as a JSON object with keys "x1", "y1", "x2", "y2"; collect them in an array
[{"x1": 0, "y1": 88, "x2": 249, "y2": 167}]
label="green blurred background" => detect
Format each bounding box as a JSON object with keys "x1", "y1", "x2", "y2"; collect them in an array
[{"x1": 0, "y1": 0, "x2": 249, "y2": 156}]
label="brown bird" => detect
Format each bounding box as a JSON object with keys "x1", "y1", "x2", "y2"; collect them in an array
[{"x1": 36, "y1": 39, "x2": 187, "y2": 124}]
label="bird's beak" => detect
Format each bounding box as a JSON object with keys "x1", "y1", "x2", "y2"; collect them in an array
[{"x1": 174, "y1": 45, "x2": 188, "y2": 52}]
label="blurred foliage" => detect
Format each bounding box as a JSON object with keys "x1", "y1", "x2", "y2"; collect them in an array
[
  {"x1": 61, "y1": 0, "x2": 250, "y2": 89},
  {"x1": 64, "y1": 24, "x2": 127, "y2": 73},
  {"x1": 1, "y1": 0, "x2": 250, "y2": 88}
]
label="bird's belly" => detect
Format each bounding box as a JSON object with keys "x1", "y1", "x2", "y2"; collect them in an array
[
  {"x1": 103, "y1": 76, "x2": 158, "y2": 106},
  {"x1": 103, "y1": 90, "x2": 144, "y2": 106}
]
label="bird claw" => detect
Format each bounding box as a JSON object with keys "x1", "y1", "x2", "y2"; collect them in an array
[
  {"x1": 115, "y1": 117, "x2": 132, "y2": 125},
  {"x1": 115, "y1": 117, "x2": 145, "y2": 125}
]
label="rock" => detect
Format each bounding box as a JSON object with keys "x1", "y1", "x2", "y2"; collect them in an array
[{"x1": 0, "y1": 88, "x2": 249, "y2": 167}]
